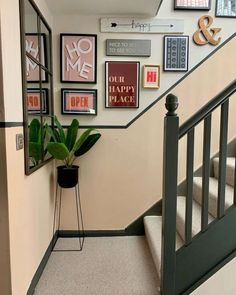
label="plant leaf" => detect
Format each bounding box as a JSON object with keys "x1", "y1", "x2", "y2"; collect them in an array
[
  {"x1": 74, "y1": 133, "x2": 101, "y2": 157},
  {"x1": 72, "y1": 128, "x2": 94, "y2": 154},
  {"x1": 47, "y1": 142, "x2": 70, "y2": 161},
  {"x1": 29, "y1": 119, "x2": 41, "y2": 142},
  {"x1": 65, "y1": 119, "x2": 79, "y2": 152},
  {"x1": 45, "y1": 124, "x2": 57, "y2": 142},
  {"x1": 29, "y1": 142, "x2": 42, "y2": 162},
  {"x1": 55, "y1": 116, "x2": 66, "y2": 143}
]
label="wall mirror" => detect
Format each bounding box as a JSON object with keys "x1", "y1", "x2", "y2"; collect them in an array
[{"x1": 19, "y1": 0, "x2": 54, "y2": 175}]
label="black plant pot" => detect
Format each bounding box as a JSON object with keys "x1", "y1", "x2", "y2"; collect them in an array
[{"x1": 57, "y1": 165, "x2": 79, "y2": 188}]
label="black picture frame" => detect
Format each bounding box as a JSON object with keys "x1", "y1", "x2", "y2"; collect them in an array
[
  {"x1": 215, "y1": 0, "x2": 236, "y2": 17},
  {"x1": 105, "y1": 61, "x2": 140, "y2": 109},
  {"x1": 27, "y1": 88, "x2": 49, "y2": 114},
  {"x1": 61, "y1": 88, "x2": 97, "y2": 115},
  {"x1": 25, "y1": 33, "x2": 48, "y2": 83},
  {"x1": 174, "y1": 0, "x2": 211, "y2": 10},
  {"x1": 60, "y1": 34, "x2": 97, "y2": 84},
  {"x1": 163, "y1": 35, "x2": 189, "y2": 72}
]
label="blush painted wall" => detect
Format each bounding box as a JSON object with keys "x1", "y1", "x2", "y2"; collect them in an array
[{"x1": 0, "y1": 0, "x2": 236, "y2": 294}]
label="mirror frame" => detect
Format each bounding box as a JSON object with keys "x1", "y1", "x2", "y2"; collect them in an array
[{"x1": 19, "y1": 0, "x2": 54, "y2": 175}]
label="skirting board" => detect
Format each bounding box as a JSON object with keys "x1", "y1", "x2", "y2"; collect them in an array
[
  {"x1": 58, "y1": 199, "x2": 162, "y2": 238},
  {"x1": 27, "y1": 231, "x2": 58, "y2": 295}
]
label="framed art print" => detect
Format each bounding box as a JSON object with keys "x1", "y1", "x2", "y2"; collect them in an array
[
  {"x1": 163, "y1": 35, "x2": 189, "y2": 72},
  {"x1": 25, "y1": 34, "x2": 47, "y2": 82},
  {"x1": 216, "y1": 0, "x2": 236, "y2": 17},
  {"x1": 61, "y1": 89, "x2": 97, "y2": 115},
  {"x1": 105, "y1": 61, "x2": 140, "y2": 108},
  {"x1": 174, "y1": 0, "x2": 211, "y2": 10},
  {"x1": 143, "y1": 65, "x2": 160, "y2": 89},
  {"x1": 27, "y1": 88, "x2": 48, "y2": 114},
  {"x1": 60, "y1": 34, "x2": 97, "y2": 83}
]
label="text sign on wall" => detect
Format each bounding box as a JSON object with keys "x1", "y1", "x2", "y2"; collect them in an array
[
  {"x1": 106, "y1": 39, "x2": 151, "y2": 57},
  {"x1": 101, "y1": 18, "x2": 184, "y2": 34},
  {"x1": 105, "y1": 61, "x2": 140, "y2": 108},
  {"x1": 61, "y1": 89, "x2": 97, "y2": 115}
]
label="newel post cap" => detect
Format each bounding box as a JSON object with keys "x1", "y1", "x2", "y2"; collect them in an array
[{"x1": 165, "y1": 94, "x2": 179, "y2": 116}]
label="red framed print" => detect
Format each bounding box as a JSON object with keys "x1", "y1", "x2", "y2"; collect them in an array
[
  {"x1": 61, "y1": 89, "x2": 97, "y2": 115},
  {"x1": 27, "y1": 88, "x2": 49, "y2": 114},
  {"x1": 25, "y1": 34, "x2": 47, "y2": 82},
  {"x1": 105, "y1": 61, "x2": 140, "y2": 108},
  {"x1": 143, "y1": 65, "x2": 160, "y2": 89},
  {"x1": 60, "y1": 34, "x2": 97, "y2": 83}
]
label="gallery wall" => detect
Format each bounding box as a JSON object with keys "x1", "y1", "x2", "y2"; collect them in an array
[{"x1": 53, "y1": 0, "x2": 236, "y2": 126}]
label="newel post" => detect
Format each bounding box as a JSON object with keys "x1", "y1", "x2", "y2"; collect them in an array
[{"x1": 161, "y1": 94, "x2": 179, "y2": 295}]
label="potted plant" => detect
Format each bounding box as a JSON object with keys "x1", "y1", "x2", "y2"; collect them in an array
[{"x1": 46, "y1": 117, "x2": 101, "y2": 188}]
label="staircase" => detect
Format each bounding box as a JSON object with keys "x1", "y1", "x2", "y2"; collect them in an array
[{"x1": 144, "y1": 80, "x2": 236, "y2": 294}]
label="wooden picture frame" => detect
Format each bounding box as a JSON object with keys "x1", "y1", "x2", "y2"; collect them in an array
[
  {"x1": 163, "y1": 35, "x2": 189, "y2": 72},
  {"x1": 105, "y1": 61, "x2": 140, "y2": 108},
  {"x1": 27, "y1": 88, "x2": 49, "y2": 114},
  {"x1": 61, "y1": 88, "x2": 97, "y2": 115},
  {"x1": 25, "y1": 33, "x2": 47, "y2": 82},
  {"x1": 215, "y1": 0, "x2": 236, "y2": 17},
  {"x1": 60, "y1": 34, "x2": 97, "y2": 83},
  {"x1": 143, "y1": 65, "x2": 160, "y2": 89},
  {"x1": 174, "y1": 0, "x2": 211, "y2": 10}
]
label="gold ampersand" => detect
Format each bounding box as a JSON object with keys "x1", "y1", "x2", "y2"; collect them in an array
[{"x1": 193, "y1": 15, "x2": 222, "y2": 46}]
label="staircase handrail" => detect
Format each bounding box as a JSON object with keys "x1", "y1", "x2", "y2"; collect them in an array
[{"x1": 179, "y1": 79, "x2": 236, "y2": 139}]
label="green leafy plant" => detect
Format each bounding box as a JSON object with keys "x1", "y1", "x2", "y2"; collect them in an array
[
  {"x1": 29, "y1": 118, "x2": 48, "y2": 166},
  {"x1": 46, "y1": 117, "x2": 101, "y2": 167}
]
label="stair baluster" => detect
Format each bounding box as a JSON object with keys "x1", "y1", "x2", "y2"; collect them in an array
[
  {"x1": 217, "y1": 100, "x2": 229, "y2": 218},
  {"x1": 201, "y1": 114, "x2": 212, "y2": 231},
  {"x1": 185, "y1": 128, "x2": 195, "y2": 244}
]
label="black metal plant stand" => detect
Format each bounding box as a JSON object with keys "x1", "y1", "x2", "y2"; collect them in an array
[{"x1": 52, "y1": 182, "x2": 85, "y2": 252}]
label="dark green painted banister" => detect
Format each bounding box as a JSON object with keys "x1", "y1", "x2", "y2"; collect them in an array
[
  {"x1": 179, "y1": 79, "x2": 236, "y2": 139},
  {"x1": 161, "y1": 94, "x2": 179, "y2": 295}
]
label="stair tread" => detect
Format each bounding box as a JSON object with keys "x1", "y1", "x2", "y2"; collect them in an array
[
  {"x1": 193, "y1": 176, "x2": 234, "y2": 217},
  {"x1": 176, "y1": 196, "x2": 214, "y2": 241},
  {"x1": 144, "y1": 215, "x2": 183, "y2": 281},
  {"x1": 213, "y1": 157, "x2": 235, "y2": 187}
]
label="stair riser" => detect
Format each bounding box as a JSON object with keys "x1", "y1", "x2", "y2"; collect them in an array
[
  {"x1": 193, "y1": 179, "x2": 234, "y2": 218},
  {"x1": 213, "y1": 159, "x2": 235, "y2": 187}
]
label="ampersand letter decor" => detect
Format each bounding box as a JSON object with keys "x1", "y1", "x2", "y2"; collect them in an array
[{"x1": 193, "y1": 15, "x2": 222, "y2": 46}]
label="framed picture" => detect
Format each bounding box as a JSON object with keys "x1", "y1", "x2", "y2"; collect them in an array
[
  {"x1": 105, "y1": 61, "x2": 140, "y2": 108},
  {"x1": 25, "y1": 34, "x2": 47, "y2": 82},
  {"x1": 216, "y1": 0, "x2": 236, "y2": 17},
  {"x1": 60, "y1": 34, "x2": 97, "y2": 83},
  {"x1": 27, "y1": 88, "x2": 49, "y2": 114},
  {"x1": 174, "y1": 0, "x2": 211, "y2": 10},
  {"x1": 61, "y1": 89, "x2": 97, "y2": 115},
  {"x1": 163, "y1": 35, "x2": 189, "y2": 72},
  {"x1": 143, "y1": 65, "x2": 160, "y2": 89}
]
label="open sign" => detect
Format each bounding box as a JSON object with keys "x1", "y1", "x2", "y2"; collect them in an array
[
  {"x1": 62, "y1": 89, "x2": 97, "y2": 115},
  {"x1": 27, "y1": 89, "x2": 48, "y2": 114}
]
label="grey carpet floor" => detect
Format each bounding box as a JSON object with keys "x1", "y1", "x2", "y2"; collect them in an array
[{"x1": 34, "y1": 236, "x2": 160, "y2": 295}]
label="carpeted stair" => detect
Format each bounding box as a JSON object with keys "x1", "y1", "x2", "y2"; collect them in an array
[{"x1": 144, "y1": 156, "x2": 235, "y2": 282}]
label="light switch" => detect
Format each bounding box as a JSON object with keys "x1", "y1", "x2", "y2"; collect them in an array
[{"x1": 16, "y1": 133, "x2": 24, "y2": 150}]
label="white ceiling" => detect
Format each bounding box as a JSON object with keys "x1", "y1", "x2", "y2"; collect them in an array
[{"x1": 45, "y1": 0, "x2": 163, "y2": 17}]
